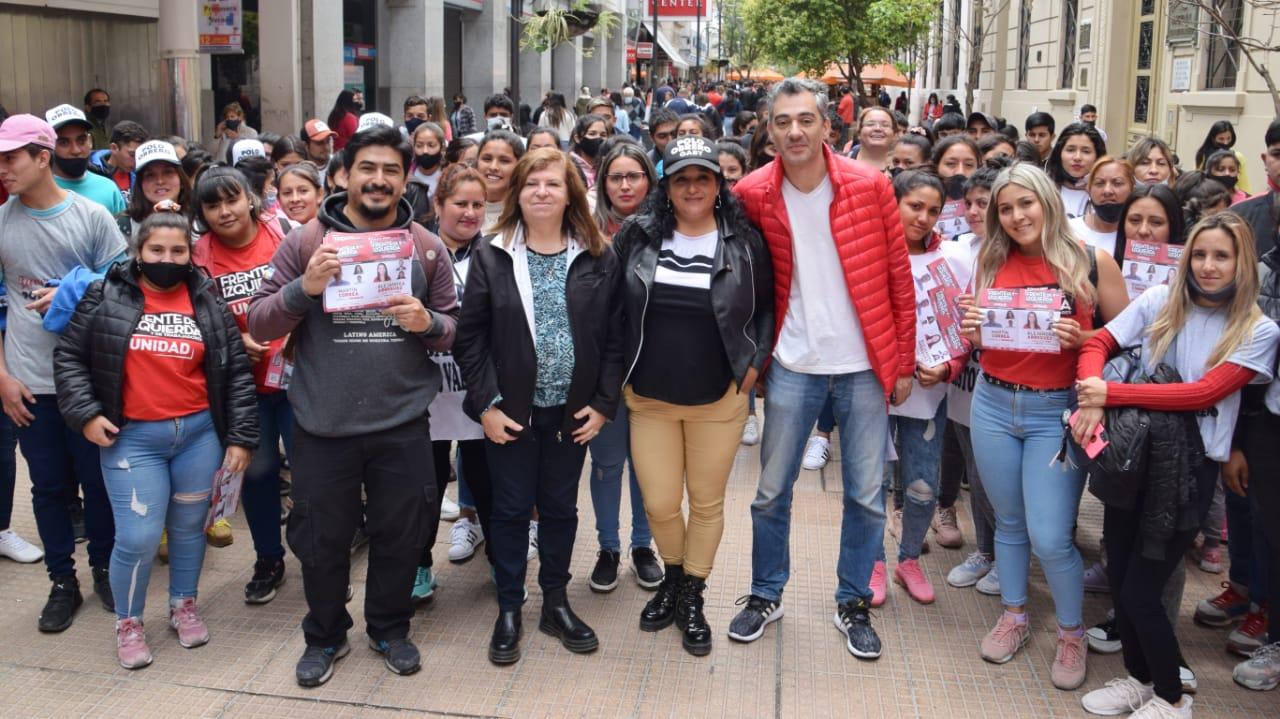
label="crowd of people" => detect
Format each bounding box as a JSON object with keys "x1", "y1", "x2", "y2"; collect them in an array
[{"x1": 0, "y1": 77, "x2": 1278, "y2": 717}]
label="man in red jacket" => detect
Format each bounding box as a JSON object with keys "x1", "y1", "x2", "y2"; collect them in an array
[{"x1": 726, "y1": 78, "x2": 916, "y2": 660}]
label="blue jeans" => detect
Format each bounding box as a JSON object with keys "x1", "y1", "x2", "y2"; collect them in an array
[
  {"x1": 587, "y1": 401, "x2": 652, "y2": 551},
  {"x1": 1225, "y1": 487, "x2": 1268, "y2": 604},
  {"x1": 816, "y1": 394, "x2": 836, "y2": 433},
  {"x1": 100, "y1": 410, "x2": 223, "y2": 619},
  {"x1": 0, "y1": 412, "x2": 16, "y2": 530},
  {"x1": 750, "y1": 365, "x2": 888, "y2": 604},
  {"x1": 242, "y1": 392, "x2": 293, "y2": 561},
  {"x1": 881, "y1": 400, "x2": 947, "y2": 563},
  {"x1": 17, "y1": 395, "x2": 112, "y2": 577},
  {"x1": 970, "y1": 381, "x2": 1085, "y2": 627}
]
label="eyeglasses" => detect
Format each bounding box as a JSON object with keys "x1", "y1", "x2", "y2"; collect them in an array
[{"x1": 606, "y1": 171, "x2": 648, "y2": 186}]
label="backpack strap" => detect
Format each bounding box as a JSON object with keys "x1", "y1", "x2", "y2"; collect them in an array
[
  {"x1": 116, "y1": 214, "x2": 132, "y2": 239},
  {"x1": 1086, "y1": 244, "x2": 1105, "y2": 330}
]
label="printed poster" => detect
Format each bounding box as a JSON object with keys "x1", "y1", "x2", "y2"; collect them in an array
[
  {"x1": 1122, "y1": 240, "x2": 1181, "y2": 301},
  {"x1": 978, "y1": 287, "x2": 1064, "y2": 354},
  {"x1": 323, "y1": 230, "x2": 415, "y2": 313},
  {"x1": 204, "y1": 469, "x2": 245, "y2": 531},
  {"x1": 914, "y1": 258, "x2": 967, "y2": 366}
]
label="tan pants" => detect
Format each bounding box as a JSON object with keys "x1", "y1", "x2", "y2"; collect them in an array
[{"x1": 625, "y1": 384, "x2": 748, "y2": 578}]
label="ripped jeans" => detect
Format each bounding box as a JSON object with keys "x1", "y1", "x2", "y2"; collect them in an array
[
  {"x1": 880, "y1": 399, "x2": 947, "y2": 564},
  {"x1": 100, "y1": 410, "x2": 222, "y2": 620}
]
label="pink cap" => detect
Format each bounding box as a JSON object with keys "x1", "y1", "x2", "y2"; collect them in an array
[{"x1": 0, "y1": 114, "x2": 57, "y2": 152}]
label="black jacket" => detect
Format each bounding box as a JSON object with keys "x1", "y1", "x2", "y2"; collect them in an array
[
  {"x1": 54, "y1": 261, "x2": 260, "y2": 449},
  {"x1": 612, "y1": 211, "x2": 774, "y2": 389},
  {"x1": 1231, "y1": 190, "x2": 1278, "y2": 258},
  {"x1": 454, "y1": 234, "x2": 624, "y2": 433}
]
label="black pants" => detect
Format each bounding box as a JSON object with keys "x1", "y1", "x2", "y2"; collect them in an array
[
  {"x1": 420, "y1": 438, "x2": 491, "y2": 567},
  {"x1": 1104, "y1": 459, "x2": 1218, "y2": 703},
  {"x1": 937, "y1": 421, "x2": 963, "y2": 510},
  {"x1": 1241, "y1": 411, "x2": 1280, "y2": 642},
  {"x1": 485, "y1": 405, "x2": 587, "y2": 611},
  {"x1": 287, "y1": 417, "x2": 434, "y2": 647}
]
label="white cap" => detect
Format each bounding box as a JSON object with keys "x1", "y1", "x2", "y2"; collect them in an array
[
  {"x1": 356, "y1": 112, "x2": 395, "y2": 133},
  {"x1": 45, "y1": 104, "x2": 92, "y2": 131},
  {"x1": 230, "y1": 138, "x2": 267, "y2": 166},
  {"x1": 134, "y1": 140, "x2": 181, "y2": 172}
]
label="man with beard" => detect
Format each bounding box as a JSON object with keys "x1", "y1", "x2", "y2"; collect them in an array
[
  {"x1": 248, "y1": 125, "x2": 459, "y2": 687},
  {"x1": 45, "y1": 105, "x2": 125, "y2": 215}
]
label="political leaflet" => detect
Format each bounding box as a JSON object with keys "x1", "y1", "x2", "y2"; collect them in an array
[
  {"x1": 915, "y1": 257, "x2": 967, "y2": 366},
  {"x1": 1122, "y1": 240, "x2": 1181, "y2": 300},
  {"x1": 322, "y1": 230, "x2": 415, "y2": 313},
  {"x1": 204, "y1": 468, "x2": 245, "y2": 531},
  {"x1": 978, "y1": 287, "x2": 1064, "y2": 354}
]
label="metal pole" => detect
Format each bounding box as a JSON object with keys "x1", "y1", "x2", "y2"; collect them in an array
[
  {"x1": 652, "y1": 0, "x2": 660, "y2": 99},
  {"x1": 695, "y1": 1, "x2": 701, "y2": 83},
  {"x1": 511, "y1": 0, "x2": 523, "y2": 111}
]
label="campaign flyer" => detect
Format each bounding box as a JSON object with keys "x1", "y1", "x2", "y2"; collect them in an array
[
  {"x1": 914, "y1": 258, "x2": 967, "y2": 366},
  {"x1": 935, "y1": 198, "x2": 971, "y2": 240},
  {"x1": 204, "y1": 469, "x2": 245, "y2": 531},
  {"x1": 322, "y1": 230, "x2": 416, "y2": 313},
  {"x1": 978, "y1": 287, "x2": 1064, "y2": 354},
  {"x1": 1122, "y1": 240, "x2": 1181, "y2": 300}
]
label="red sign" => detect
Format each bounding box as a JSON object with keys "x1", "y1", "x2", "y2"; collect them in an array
[
  {"x1": 645, "y1": 0, "x2": 706, "y2": 17},
  {"x1": 637, "y1": 42, "x2": 654, "y2": 59},
  {"x1": 627, "y1": 44, "x2": 637, "y2": 63}
]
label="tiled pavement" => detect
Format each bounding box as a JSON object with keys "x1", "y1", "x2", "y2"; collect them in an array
[{"x1": 0, "y1": 439, "x2": 1277, "y2": 718}]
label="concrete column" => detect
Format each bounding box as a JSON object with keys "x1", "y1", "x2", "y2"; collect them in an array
[
  {"x1": 462, "y1": 2, "x2": 510, "y2": 105},
  {"x1": 553, "y1": 38, "x2": 583, "y2": 98},
  {"x1": 605, "y1": 13, "x2": 628, "y2": 89},
  {"x1": 302, "y1": 0, "x2": 345, "y2": 120},
  {"x1": 582, "y1": 35, "x2": 605, "y2": 93},
  {"x1": 157, "y1": 0, "x2": 202, "y2": 142},
  {"x1": 259, "y1": 0, "x2": 302, "y2": 135},
  {"x1": 520, "y1": 48, "x2": 551, "y2": 109},
  {"x1": 387, "y1": 0, "x2": 445, "y2": 103}
]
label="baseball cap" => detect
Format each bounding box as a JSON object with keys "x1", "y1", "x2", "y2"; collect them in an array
[
  {"x1": 134, "y1": 140, "x2": 181, "y2": 172},
  {"x1": 662, "y1": 135, "x2": 720, "y2": 177},
  {"x1": 0, "y1": 114, "x2": 57, "y2": 152},
  {"x1": 230, "y1": 138, "x2": 267, "y2": 166},
  {"x1": 45, "y1": 104, "x2": 93, "y2": 132},
  {"x1": 303, "y1": 119, "x2": 336, "y2": 141},
  {"x1": 356, "y1": 112, "x2": 395, "y2": 133},
  {"x1": 967, "y1": 111, "x2": 999, "y2": 130}
]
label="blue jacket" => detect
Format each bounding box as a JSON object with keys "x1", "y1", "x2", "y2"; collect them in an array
[
  {"x1": 43, "y1": 265, "x2": 106, "y2": 335},
  {"x1": 89, "y1": 150, "x2": 134, "y2": 190}
]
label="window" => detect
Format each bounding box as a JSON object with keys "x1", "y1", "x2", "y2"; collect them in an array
[
  {"x1": 1138, "y1": 21, "x2": 1153, "y2": 70},
  {"x1": 1017, "y1": 0, "x2": 1031, "y2": 90},
  {"x1": 1134, "y1": 76, "x2": 1150, "y2": 124},
  {"x1": 1205, "y1": 0, "x2": 1243, "y2": 90},
  {"x1": 1061, "y1": 0, "x2": 1078, "y2": 88}
]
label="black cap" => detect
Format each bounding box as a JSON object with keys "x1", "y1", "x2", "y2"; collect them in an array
[
  {"x1": 662, "y1": 135, "x2": 720, "y2": 177},
  {"x1": 967, "y1": 111, "x2": 999, "y2": 130}
]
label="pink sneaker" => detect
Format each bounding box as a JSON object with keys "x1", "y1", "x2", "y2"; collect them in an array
[
  {"x1": 1052, "y1": 628, "x2": 1088, "y2": 690},
  {"x1": 870, "y1": 560, "x2": 887, "y2": 607},
  {"x1": 169, "y1": 597, "x2": 210, "y2": 648},
  {"x1": 116, "y1": 617, "x2": 153, "y2": 669},
  {"x1": 981, "y1": 611, "x2": 1030, "y2": 664},
  {"x1": 893, "y1": 558, "x2": 936, "y2": 604}
]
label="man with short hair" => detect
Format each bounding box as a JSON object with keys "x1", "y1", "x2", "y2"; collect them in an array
[
  {"x1": 665, "y1": 86, "x2": 693, "y2": 115},
  {"x1": 647, "y1": 108, "x2": 679, "y2": 167},
  {"x1": 1024, "y1": 111, "x2": 1057, "y2": 162},
  {"x1": 83, "y1": 88, "x2": 111, "y2": 150},
  {"x1": 249, "y1": 125, "x2": 459, "y2": 687},
  {"x1": 45, "y1": 105, "x2": 125, "y2": 215},
  {"x1": 88, "y1": 120, "x2": 147, "y2": 204},
  {"x1": 1079, "y1": 103, "x2": 1108, "y2": 142},
  {"x1": 452, "y1": 95, "x2": 477, "y2": 136},
  {"x1": 401, "y1": 95, "x2": 429, "y2": 138},
  {"x1": 966, "y1": 112, "x2": 997, "y2": 140},
  {"x1": 933, "y1": 112, "x2": 966, "y2": 139},
  {"x1": 0, "y1": 114, "x2": 127, "y2": 632},
  {"x1": 1230, "y1": 118, "x2": 1280, "y2": 257},
  {"x1": 728, "y1": 79, "x2": 916, "y2": 660},
  {"x1": 301, "y1": 118, "x2": 337, "y2": 165},
  {"x1": 587, "y1": 97, "x2": 620, "y2": 134}
]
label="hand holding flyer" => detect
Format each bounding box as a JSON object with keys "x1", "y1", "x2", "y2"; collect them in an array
[
  {"x1": 914, "y1": 257, "x2": 968, "y2": 366},
  {"x1": 322, "y1": 230, "x2": 416, "y2": 313},
  {"x1": 1122, "y1": 240, "x2": 1181, "y2": 301},
  {"x1": 204, "y1": 468, "x2": 245, "y2": 531},
  {"x1": 978, "y1": 287, "x2": 1064, "y2": 354}
]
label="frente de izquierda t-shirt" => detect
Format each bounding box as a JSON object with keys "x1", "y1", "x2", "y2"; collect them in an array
[
  {"x1": 123, "y1": 282, "x2": 209, "y2": 421},
  {"x1": 204, "y1": 223, "x2": 286, "y2": 392}
]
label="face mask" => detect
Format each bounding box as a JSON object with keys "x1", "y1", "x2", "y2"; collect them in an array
[
  {"x1": 353, "y1": 101, "x2": 364, "y2": 113},
  {"x1": 1093, "y1": 202, "x2": 1125, "y2": 224},
  {"x1": 136, "y1": 260, "x2": 191, "y2": 289},
  {"x1": 579, "y1": 137, "x2": 603, "y2": 157},
  {"x1": 486, "y1": 116, "x2": 508, "y2": 131},
  {"x1": 1212, "y1": 174, "x2": 1238, "y2": 190},
  {"x1": 53, "y1": 155, "x2": 89, "y2": 179},
  {"x1": 415, "y1": 152, "x2": 442, "y2": 170},
  {"x1": 1215, "y1": 142, "x2": 1232, "y2": 152},
  {"x1": 225, "y1": 119, "x2": 241, "y2": 131},
  {"x1": 89, "y1": 105, "x2": 110, "y2": 121},
  {"x1": 945, "y1": 174, "x2": 968, "y2": 201},
  {"x1": 454, "y1": 100, "x2": 463, "y2": 109},
  {"x1": 888, "y1": 166, "x2": 905, "y2": 179},
  {"x1": 1188, "y1": 273, "x2": 1237, "y2": 303},
  {"x1": 264, "y1": 188, "x2": 278, "y2": 208},
  {"x1": 405, "y1": 118, "x2": 425, "y2": 135}
]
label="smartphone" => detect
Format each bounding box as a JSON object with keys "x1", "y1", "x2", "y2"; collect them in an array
[{"x1": 1068, "y1": 409, "x2": 1109, "y2": 459}]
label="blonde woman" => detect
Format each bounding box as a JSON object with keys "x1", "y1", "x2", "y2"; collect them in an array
[
  {"x1": 1074, "y1": 213, "x2": 1278, "y2": 717},
  {"x1": 960, "y1": 163, "x2": 1127, "y2": 690}
]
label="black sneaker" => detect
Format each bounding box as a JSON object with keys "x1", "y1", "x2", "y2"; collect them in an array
[
  {"x1": 631, "y1": 547, "x2": 664, "y2": 590},
  {"x1": 1086, "y1": 616, "x2": 1122, "y2": 654},
  {"x1": 38, "y1": 575, "x2": 83, "y2": 632},
  {"x1": 589, "y1": 550, "x2": 620, "y2": 593},
  {"x1": 295, "y1": 640, "x2": 350, "y2": 687},
  {"x1": 245, "y1": 557, "x2": 286, "y2": 604},
  {"x1": 92, "y1": 566, "x2": 114, "y2": 612},
  {"x1": 834, "y1": 599, "x2": 881, "y2": 660},
  {"x1": 727, "y1": 594, "x2": 784, "y2": 642},
  {"x1": 368, "y1": 636, "x2": 422, "y2": 676},
  {"x1": 70, "y1": 503, "x2": 87, "y2": 544}
]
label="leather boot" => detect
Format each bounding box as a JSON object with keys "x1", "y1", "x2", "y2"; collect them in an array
[
  {"x1": 488, "y1": 609, "x2": 522, "y2": 665},
  {"x1": 639, "y1": 563, "x2": 684, "y2": 631},
  {"x1": 676, "y1": 574, "x2": 712, "y2": 656},
  {"x1": 539, "y1": 586, "x2": 599, "y2": 654}
]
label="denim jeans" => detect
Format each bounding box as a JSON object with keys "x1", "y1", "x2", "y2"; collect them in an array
[
  {"x1": 881, "y1": 400, "x2": 947, "y2": 563},
  {"x1": 0, "y1": 412, "x2": 16, "y2": 530},
  {"x1": 750, "y1": 365, "x2": 888, "y2": 604},
  {"x1": 816, "y1": 394, "x2": 836, "y2": 434},
  {"x1": 1225, "y1": 487, "x2": 1268, "y2": 604},
  {"x1": 17, "y1": 395, "x2": 112, "y2": 578},
  {"x1": 970, "y1": 381, "x2": 1085, "y2": 628},
  {"x1": 100, "y1": 410, "x2": 222, "y2": 619},
  {"x1": 954, "y1": 422, "x2": 996, "y2": 558},
  {"x1": 242, "y1": 392, "x2": 293, "y2": 562},
  {"x1": 587, "y1": 401, "x2": 652, "y2": 551}
]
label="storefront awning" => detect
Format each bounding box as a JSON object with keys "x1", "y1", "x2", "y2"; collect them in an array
[{"x1": 656, "y1": 29, "x2": 690, "y2": 70}]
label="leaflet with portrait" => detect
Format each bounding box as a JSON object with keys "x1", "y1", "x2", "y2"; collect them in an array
[
  {"x1": 1122, "y1": 240, "x2": 1181, "y2": 301},
  {"x1": 322, "y1": 230, "x2": 416, "y2": 313},
  {"x1": 978, "y1": 287, "x2": 1064, "y2": 354},
  {"x1": 915, "y1": 257, "x2": 968, "y2": 366}
]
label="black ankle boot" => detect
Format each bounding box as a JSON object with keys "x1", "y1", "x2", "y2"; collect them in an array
[
  {"x1": 639, "y1": 563, "x2": 684, "y2": 631},
  {"x1": 676, "y1": 575, "x2": 712, "y2": 656},
  {"x1": 488, "y1": 609, "x2": 522, "y2": 665},
  {"x1": 539, "y1": 587, "x2": 598, "y2": 654}
]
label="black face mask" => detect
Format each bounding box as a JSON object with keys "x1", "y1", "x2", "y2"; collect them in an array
[
  {"x1": 53, "y1": 155, "x2": 89, "y2": 179},
  {"x1": 89, "y1": 105, "x2": 110, "y2": 121},
  {"x1": 1215, "y1": 142, "x2": 1232, "y2": 152},
  {"x1": 405, "y1": 117, "x2": 425, "y2": 135},
  {"x1": 579, "y1": 137, "x2": 604, "y2": 157},
  {"x1": 888, "y1": 166, "x2": 905, "y2": 179},
  {"x1": 136, "y1": 260, "x2": 191, "y2": 289},
  {"x1": 415, "y1": 152, "x2": 442, "y2": 170},
  {"x1": 353, "y1": 102, "x2": 365, "y2": 113},
  {"x1": 1188, "y1": 273, "x2": 1237, "y2": 303},
  {"x1": 225, "y1": 119, "x2": 241, "y2": 131},
  {"x1": 1092, "y1": 202, "x2": 1126, "y2": 224},
  {"x1": 945, "y1": 174, "x2": 968, "y2": 201},
  {"x1": 1212, "y1": 173, "x2": 1239, "y2": 190}
]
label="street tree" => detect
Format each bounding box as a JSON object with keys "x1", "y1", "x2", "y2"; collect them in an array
[{"x1": 721, "y1": 0, "x2": 764, "y2": 80}]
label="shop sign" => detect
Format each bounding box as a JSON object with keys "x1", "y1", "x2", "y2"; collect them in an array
[{"x1": 199, "y1": 0, "x2": 242, "y2": 54}]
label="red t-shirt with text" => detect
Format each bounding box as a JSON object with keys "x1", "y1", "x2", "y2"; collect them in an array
[
  {"x1": 123, "y1": 283, "x2": 209, "y2": 421},
  {"x1": 203, "y1": 223, "x2": 285, "y2": 392}
]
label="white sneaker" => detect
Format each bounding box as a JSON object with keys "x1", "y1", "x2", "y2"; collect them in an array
[
  {"x1": 946, "y1": 551, "x2": 992, "y2": 588},
  {"x1": 527, "y1": 520, "x2": 539, "y2": 562},
  {"x1": 1128, "y1": 695, "x2": 1192, "y2": 718},
  {"x1": 0, "y1": 529, "x2": 43, "y2": 563},
  {"x1": 741, "y1": 415, "x2": 761, "y2": 446},
  {"x1": 448, "y1": 517, "x2": 484, "y2": 562},
  {"x1": 801, "y1": 436, "x2": 830, "y2": 470},
  {"x1": 1234, "y1": 641, "x2": 1280, "y2": 691},
  {"x1": 1080, "y1": 676, "x2": 1153, "y2": 716},
  {"x1": 975, "y1": 563, "x2": 1001, "y2": 595},
  {"x1": 439, "y1": 494, "x2": 460, "y2": 521}
]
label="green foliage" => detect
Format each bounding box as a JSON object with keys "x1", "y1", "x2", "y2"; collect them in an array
[{"x1": 518, "y1": 1, "x2": 619, "y2": 56}]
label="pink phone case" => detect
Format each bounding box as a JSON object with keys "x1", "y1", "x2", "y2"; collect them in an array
[{"x1": 1070, "y1": 409, "x2": 1109, "y2": 459}]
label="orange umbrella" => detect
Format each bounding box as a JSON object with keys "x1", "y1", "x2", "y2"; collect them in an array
[
  {"x1": 860, "y1": 63, "x2": 910, "y2": 87},
  {"x1": 729, "y1": 68, "x2": 784, "y2": 82}
]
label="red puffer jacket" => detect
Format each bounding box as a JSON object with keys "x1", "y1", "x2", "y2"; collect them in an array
[{"x1": 733, "y1": 145, "x2": 916, "y2": 402}]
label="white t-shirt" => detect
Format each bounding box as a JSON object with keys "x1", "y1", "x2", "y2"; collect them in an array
[
  {"x1": 1103, "y1": 284, "x2": 1280, "y2": 461},
  {"x1": 1060, "y1": 186, "x2": 1090, "y2": 220},
  {"x1": 428, "y1": 246, "x2": 483, "y2": 441},
  {"x1": 892, "y1": 242, "x2": 968, "y2": 420},
  {"x1": 774, "y1": 176, "x2": 871, "y2": 374},
  {"x1": 415, "y1": 168, "x2": 441, "y2": 200},
  {"x1": 1069, "y1": 215, "x2": 1118, "y2": 258}
]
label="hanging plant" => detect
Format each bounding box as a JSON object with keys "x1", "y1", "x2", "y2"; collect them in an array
[{"x1": 518, "y1": 1, "x2": 619, "y2": 56}]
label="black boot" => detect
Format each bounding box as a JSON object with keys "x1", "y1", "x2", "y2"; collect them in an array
[
  {"x1": 539, "y1": 587, "x2": 598, "y2": 654},
  {"x1": 639, "y1": 563, "x2": 684, "y2": 631},
  {"x1": 676, "y1": 574, "x2": 712, "y2": 656},
  {"x1": 489, "y1": 609, "x2": 522, "y2": 665}
]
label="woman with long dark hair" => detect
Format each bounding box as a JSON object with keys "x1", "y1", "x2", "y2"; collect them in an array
[
  {"x1": 1046, "y1": 122, "x2": 1107, "y2": 219},
  {"x1": 569, "y1": 114, "x2": 609, "y2": 189},
  {"x1": 1194, "y1": 120, "x2": 1252, "y2": 194},
  {"x1": 477, "y1": 131, "x2": 526, "y2": 232},
  {"x1": 120, "y1": 140, "x2": 193, "y2": 239},
  {"x1": 537, "y1": 92, "x2": 577, "y2": 147},
  {"x1": 326, "y1": 89, "x2": 362, "y2": 151},
  {"x1": 1111, "y1": 183, "x2": 1186, "y2": 266}
]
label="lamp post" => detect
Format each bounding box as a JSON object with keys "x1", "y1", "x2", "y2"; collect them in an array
[
  {"x1": 652, "y1": 0, "x2": 660, "y2": 100},
  {"x1": 695, "y1": 0, "x2": 701, "y2": 83}
]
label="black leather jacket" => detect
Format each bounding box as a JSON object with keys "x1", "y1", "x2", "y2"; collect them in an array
[
  {"x1": 612, "y1": 211, "x2": 774, "y2": 388},
  {"x1": 53, "y1": 261, "x2": 260, "y2": 449}
]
